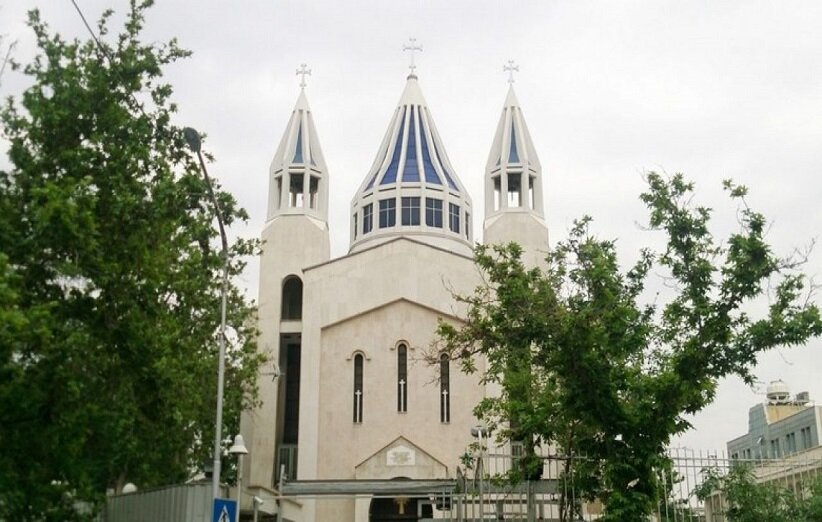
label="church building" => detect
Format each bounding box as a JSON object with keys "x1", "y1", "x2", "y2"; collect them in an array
[{"x1": 240, "y1": 57, "x2": 549, "y2": 521}]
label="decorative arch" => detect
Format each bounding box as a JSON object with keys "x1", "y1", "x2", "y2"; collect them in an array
[{"x1": 281, "y1": 275, "x2": 303, "y2": 320}]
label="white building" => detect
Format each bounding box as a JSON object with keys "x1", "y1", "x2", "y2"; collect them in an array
[{"x1": 239, "y1": 65, "x2": 549, "y2": 522}]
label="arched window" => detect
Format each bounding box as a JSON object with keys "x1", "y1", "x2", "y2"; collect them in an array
[
  {"x1": 440, "y1": 354, "x2": 450, "y2": 423},
  {"x1": 281, "y1": 276, "x2": 303, "y2": 320},
  {"x1": 353, "y1": 353, "x2": 364, "y2": 423},
  {"x1": 397, "y1": 344, "x2": 408, "y2": 413}
]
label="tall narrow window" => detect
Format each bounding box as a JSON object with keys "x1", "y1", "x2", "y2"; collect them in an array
[
  {"x1": 353, "y1": 214, "x2": 358, "y2": 239},
  {"x1": 493, "y1": 176, "x2": 501, "y2": 211},
  {"x1": 363, "y1": 204, "x2": 373, "y2": 234},
  {"x1": 440, "y1": 354, "x2": 450, "y2": 423},
  {"x1": 353, "y1": 354, "x2": 364, "y2": 423},
  {"x1": 425, "y1": 198, "x2": 443, "y2": 228},
  {"x1": 401, "y1": 197, "x2": 421, "y2": 226},
  {"x1": 448, "y1": 203, "x2": 460, "y2": 233},
  {"x1": 309, "y1": 176, "x2": 319, "y2": 209},
  {"x1": 379, "y1": 198, "x2": 396, "y2": 228},
  {"x1": 529, "y1": 176, "x2": 536, "y2": 210},
  {"x1": 507, "y1": 173, "x2": 521, "y2": 207},
  {"x1": 281, "y1": 276, "x2": 303, "y2": 320},
  {"x1": 289, "y1": 173, "x2": 304, "y2": 207},
  {"x1": 397, "y1": 344, "x2": 408, "y2": 412}
]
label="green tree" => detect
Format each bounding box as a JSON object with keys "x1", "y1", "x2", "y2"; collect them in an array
[
  {"x1": 696, "y1": 464, "x2": 822, "y2": 521},
  {"x1": 0, "y1": 2, "x2": 262, "y2": 519},
  {"x1": 437, "y1": 173, "x2": 821, "y2": 521}
]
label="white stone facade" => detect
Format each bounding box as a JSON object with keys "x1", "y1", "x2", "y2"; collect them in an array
[{"x1": 240, "y1": 73, "x2": 549, "y2": 521}]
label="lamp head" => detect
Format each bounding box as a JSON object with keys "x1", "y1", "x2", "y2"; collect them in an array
[
  {"x1": 229, "y1": 434, "x2": 249, "y2": 455},
  {"x1": 183, "y1": 127, "x2": 202, "y2": 153}
]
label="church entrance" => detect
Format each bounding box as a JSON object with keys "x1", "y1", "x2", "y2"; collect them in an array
[{"x1": 369, "y1": 497, "x2": 433, "y2": 522}]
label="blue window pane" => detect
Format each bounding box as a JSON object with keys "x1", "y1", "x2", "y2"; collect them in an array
[
  {"x1": 403, "y1": 110, "x2": 420, "y2": 182},
  {"x1": 431, "y1": 137, "x2": 459, "y2": 191},
  {"x1": 379, "y1": 198, "x2": 396, "y2": 228},
  {"x1": 363, "y1": 204, "x2": 373, "y2": 234},
  {"x1": 418, "y1": 115, "x2": 440, "y2": 184},
  {"x1": 425, "y1": 198, "x2": 443, "y2": 228},
  {"x1": 401, "y1": 196, "x2": 420, "y2": 226},
  {"x1": 449, "y1": 203, "x2": 460, "y2": 234},
  {"x1": 293, "y1": 121, "x2": 304, "y2": 163},
  {"x1": 509, "y1": 124, "x2": 519, "y2": 163},
  {"x1": 381, "y1": 111, "x2": 406, "y2": 185}
]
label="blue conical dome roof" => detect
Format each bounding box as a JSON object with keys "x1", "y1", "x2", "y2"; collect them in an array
[{"x1": 350, "y1": 75, "x2": 473, "y2": 255}]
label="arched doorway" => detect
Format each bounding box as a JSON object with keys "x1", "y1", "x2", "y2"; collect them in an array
[{"x1": 369, "y1": 497, "x2": 433, "y2": 522}]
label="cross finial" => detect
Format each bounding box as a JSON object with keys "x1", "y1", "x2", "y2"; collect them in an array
[
  {"x1": 504, "y1": 60, "x2": 519, "y2": 84},
  {"x1": 403, "y1": 38, "x2": 423, "y2": 76},
  {"x1": 296, "y1": 63, "x2": 311, "y2": 89}
]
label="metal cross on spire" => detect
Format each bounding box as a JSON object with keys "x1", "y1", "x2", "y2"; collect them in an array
[
  {"x1": 296, "y1": 63, "x2": 311, "y2": 89},
  {"x1": 403, "y1": 38, "x2": 423, "y2": 75},
  {"x1": 504, "y1": 60, "x2": 519, "y2": 84}
]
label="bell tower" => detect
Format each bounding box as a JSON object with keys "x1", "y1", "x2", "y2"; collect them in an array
[
  {"x1": 242, "y1": 65, "x2": 330, "y2": 490},
  {"x1": 483, "y1": 62, "x2": 549, "y2": 268}
]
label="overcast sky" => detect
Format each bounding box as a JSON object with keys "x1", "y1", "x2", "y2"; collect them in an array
[{"x1": 2, "y1": 1, "x2": 821, "y2": 452}]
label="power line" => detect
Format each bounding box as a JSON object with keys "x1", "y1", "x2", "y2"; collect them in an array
[{"x1": 68, "y1": 0, "x2": 151, "y2": 121}]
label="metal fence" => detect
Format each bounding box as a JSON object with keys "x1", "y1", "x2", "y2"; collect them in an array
[{"x1": 277, "y1": 447, "x2": 822, "y2": 521}]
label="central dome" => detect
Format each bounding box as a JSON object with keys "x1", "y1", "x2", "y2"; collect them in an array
[{"x1": 349, "y1": 75, "x2": 473, "y2": 255}]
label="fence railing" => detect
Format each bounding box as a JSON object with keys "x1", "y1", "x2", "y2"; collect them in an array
[{"x1": 277, "y1": 446, "x2": 822, "y2": 521}]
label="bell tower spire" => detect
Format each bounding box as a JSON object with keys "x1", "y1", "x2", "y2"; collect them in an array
[
  {"x1": 483, "y1": 63, "x2": 548, "y2": 267},
  {"x1": 266, "y1": 68, "x2": 329, "y2": 224}
]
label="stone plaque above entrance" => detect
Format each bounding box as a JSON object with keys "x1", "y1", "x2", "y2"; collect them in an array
[{"x1": 386, "y1": 445, "x2": 416, "y2": 467}]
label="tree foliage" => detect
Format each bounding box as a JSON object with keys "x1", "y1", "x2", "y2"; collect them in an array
[
  {"x1": 437, "y1": 173, "x2": 821, "y2": 520},
  {"x1": 0, "y1": 2, "x2": 262, "y2": 519},
  {"x1": 696, "y1": 465, "x2": 822, "y2": 521}
]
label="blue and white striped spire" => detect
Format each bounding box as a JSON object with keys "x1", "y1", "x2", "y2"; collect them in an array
[{"x1": 350, "y1": 61, "x2": 473, "y2": 255}]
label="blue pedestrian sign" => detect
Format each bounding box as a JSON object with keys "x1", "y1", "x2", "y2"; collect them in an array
[{"x1": 212, "y1": 498, "x2": 237, "y2": 522}]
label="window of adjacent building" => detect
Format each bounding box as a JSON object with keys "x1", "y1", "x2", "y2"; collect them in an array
[
  {"x1": 353, "y1": 354, "x2": 364, "y2": 423},
  {"x1": 397, "y1": 344, "x2": 408, "y2": 413},
  {"x1": 363, "y1": 204, "x2": 373, "y2": 234},
  {"x1": 309, "y1": 176, "x2": 319, "y2": 209},
  {"x1": 440, "y1": 353, "x2": 450, "y2": 423},
  {"x1": 281, "y1": 276, "x2": 303, "y2": 320},
  {"x1": 448, "y1": 203, "x2": 460, "y2": 234},
  {"x1": 493, "y1": 176, "x2": 501, "y2": 211},
  {"x1": 786, "y1": 432, "x2": 797, "y2": 454},
  {"x1": 289, "y1": 173, "x2": 304, "y2": 207},
  {"x1": 801, "y1": 427, "x2": 813, "y2": 449},
  {"x1": 379, "y1": 198, "x2": 396, "y2": 228},
  {"x1": 426, "y1": 198, "x2": 443, "y2": 228},
  {"x1": 770, "y1": 438, "x2": 781, "y2": 458},
  {"x1": 507, "y1": 172, "x2": 522, "y2": 207},
  {"x1": 401, "y1": 197, "x2": 421, "y2": 226}
]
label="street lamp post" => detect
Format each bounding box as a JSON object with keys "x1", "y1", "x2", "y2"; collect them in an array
[
  {"x1": 230, "y1": 434, "x2": 249, "y2": 508},
  {"x1": 183, "y1": 127, "x2": 230, "y2": 502},
  {"x1": 471, "y1": 425, "x2": 489, "y2": 520}
]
